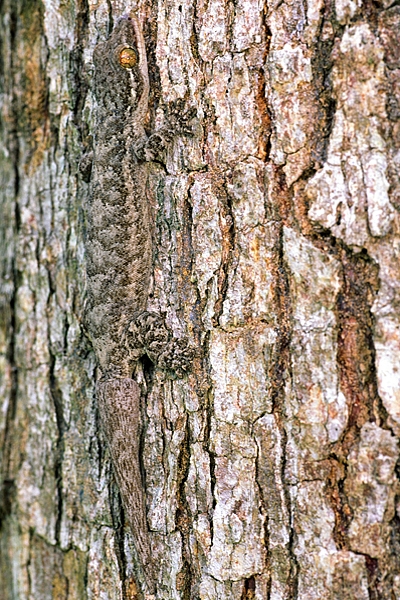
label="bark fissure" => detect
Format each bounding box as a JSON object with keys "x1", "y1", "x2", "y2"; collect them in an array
[
  {"x1": 203, "y1": 380, "x2": 217, "y2": 552},
  {"x1": 70, "y1": 0, "x2": 90, "y2": 140},
  {"x1": 270, "y1": 211, "x2": 299, "y2": 598},
  {"x1": 212, "y1": 176, "x2": 235, "y2": 327},
  {"x1": 175, "y1": 420, "x2": 194, "y2": 600},
  {"x1": 49, "y1": 350, "x2": 66, "y2": 545},
  {"x1": 288, "y1": 133, "x2": 398, "y2": 600},
  {"x1": 0, "y1": 274, "x2": 18, "y2": 527},
  {"x1": 309, "y1": 8, "x2": 338, "y2": 166},
  {"x1": 254, "y1": 440, "x2": 272, "y2": 598},
  {"x1": 336, "y1": 251, "x2": 388, "y2": 441},
  {"x1": 240, "y1": 575, "x2": 256, "y2": 600},
  {"x1": 0, "y1": 0, "x2": 21, "y2": 532},
  {"x1": 109, "y1": 483, "x2": 140, "y2": 600},
  {"x1": 289, "y1": 155, "x2": 398, "y2": 600}
]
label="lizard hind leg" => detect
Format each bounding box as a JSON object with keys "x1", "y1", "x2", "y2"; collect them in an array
[{"x1": 124, "y1": 310, "x2": 194, "y2": 377}]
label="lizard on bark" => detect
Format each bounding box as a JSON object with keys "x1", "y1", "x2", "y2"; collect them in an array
[{"x1": 82, "y1": 14, "x2": 194, "y2": 597}]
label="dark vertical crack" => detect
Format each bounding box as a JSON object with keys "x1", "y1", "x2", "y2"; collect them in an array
[
  {"x1": 106, "y1": 0, "x2": 114, "y2": 36},
  {"x1": 175, "y1": 420, "x2": 194, "y2": 600},
  {"x1": 269, "y1": 221, "x2": 299, "y2": 600},
  {"x1": 280, "y1": 427, "x2": 299, "y2": 600},
  {"x1": 310, "y1": 0, "x2": 338, "y2": 167},
  {"x1": 254, "y1": 441, "x2": 272, "y2": 598},
  {"x1": 266, "y1": 206, "x2": 299, "y2": 598},
  {"x1": 70, "y1": 0, "x2": 90, "y2": 189},
  {"x1": 335, "y1": 248, "x2": 386, "y2": 449},
  {"x1": 240, "y1": 575, "x2": 256, "y2": 599},
  {"x1": 269, "y1": 224, "x2": 292, "y2": 412},
  {"x1": 190, "y1": 0, "x2": 200, "y2": 63},
  {"x1": 180, "y1": 186, "x2": 197, "y2": 323},
  {"x1": 211, "y1": 175, "x2": 235, "y2": 327},
  {"x1": 203, "y1": 382, "x2": 216, "y2": 546},
  {"x1": 70, "y1": 0, "x2": 90, "y2": 127},
  {"x1": 326, "y1": 457, "x2": 350, "y2": 550},
  {"x1": 48, "y1": 319, "x2": 66, "y2": 544},
  {"x1": 255, "y1": 2, "x2": 272, "y2": 163},
  {"x1": 109, "y1": 482, "x2": 143, "y2": 600},
  {"x1": 0, "y1": 281, "x2": 18, "y2": 528},
  {"x1": 0, "y1": 0, "x2": 21, "y2": 533},
  {"x1": 364, "y1": 555, "x2": 379, "y2": 600},
  {"x1": 268, "y1": 220, "x2": 296, "y2": 599},
  {"x1": 258, "y1": 3, "x2": 300, "y2": 592}
]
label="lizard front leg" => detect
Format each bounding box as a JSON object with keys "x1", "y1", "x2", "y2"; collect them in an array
[{"x1": 133, "y1": 98, "x2": 197, "y2": 163}]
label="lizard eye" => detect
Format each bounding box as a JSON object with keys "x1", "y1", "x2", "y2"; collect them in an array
[{"x1": 118, "y1": 47, "x2": 137, "y2": 69}]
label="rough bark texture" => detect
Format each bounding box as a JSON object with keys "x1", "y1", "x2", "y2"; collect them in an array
[{"x1": 0, "y1": 0, "x2": 399, "y2": 599}]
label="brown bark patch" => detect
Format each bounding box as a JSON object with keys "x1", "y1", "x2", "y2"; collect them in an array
[{"x1": 240, "y1": 575, "x2": 256, "y2": 599}]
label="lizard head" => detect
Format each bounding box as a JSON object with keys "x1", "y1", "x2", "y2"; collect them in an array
[{"x1": 93, "y1": 17, "x2": 144, "y2": 111}]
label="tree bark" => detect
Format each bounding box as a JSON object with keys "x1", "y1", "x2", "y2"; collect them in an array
[{"x1": 1, "y1": 0, "x2": 399, "y2": 599}]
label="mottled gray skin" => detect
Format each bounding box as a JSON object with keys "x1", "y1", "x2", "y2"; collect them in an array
[
  {"x1": 84, "y1": 16, "x2": 193, "y2": 597},
  {"x1": 87, "y1": 17, "x2": 151, "y2": 378}
]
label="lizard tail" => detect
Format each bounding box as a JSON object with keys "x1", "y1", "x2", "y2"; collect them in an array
[{"x1": 97, "y1": 378, "x2": 155, "y2": 596}]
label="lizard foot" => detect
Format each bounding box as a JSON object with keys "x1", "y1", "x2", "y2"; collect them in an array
[{"x1": 124, "y1": 311, "x2": 195, "y2": 377}]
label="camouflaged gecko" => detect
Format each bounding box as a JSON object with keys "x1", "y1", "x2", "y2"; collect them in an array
[{"x1": 82, "y1": 15, "x2": 194, "y2": 596}]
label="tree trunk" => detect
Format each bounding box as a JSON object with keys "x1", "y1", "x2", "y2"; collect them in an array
[{"x1": 1, "y1": 0, "x2": 399, "y2": 598}]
